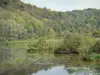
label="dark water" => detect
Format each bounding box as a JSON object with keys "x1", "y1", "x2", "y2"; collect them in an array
[{"x1": 0, "y1": 49, "x2": 100, "y2": 75}]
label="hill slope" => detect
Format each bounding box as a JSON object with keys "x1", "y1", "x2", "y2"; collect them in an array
[{"x1": 0, "y1": 0, "x2": 100, "y2": 40}]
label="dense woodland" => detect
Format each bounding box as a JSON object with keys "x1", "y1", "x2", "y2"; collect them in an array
[
  {"x1": 0, "y1": 0, "x2": 100, "y2": 61},
  {"x1": 0, "y1": 0, "x2": 100, "y2": 40}
]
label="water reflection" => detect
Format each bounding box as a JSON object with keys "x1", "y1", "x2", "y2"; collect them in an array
[
  {"x1": 32, "y1": 66, "x2": 68, "y2": 75},
  {"x1": 0, "y1": 49, "x2": 100, "y2": 75},
  {"x1": 32, "y1": 66, "x2": 94, "y2": 75}
]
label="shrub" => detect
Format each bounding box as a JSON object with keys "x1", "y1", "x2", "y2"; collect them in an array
[
  {"x1": 81, "y1": 53, "x2": 100, "y2": 61},
  {"x1": 62, "y1": 34, "x2": 85, "y2": 53},
  {"x1": 91, "y1": 40, "x2": 100, "y2": 53},
  {"x1": 27, "y1": 37, "x2": 58, "y2": 53}
]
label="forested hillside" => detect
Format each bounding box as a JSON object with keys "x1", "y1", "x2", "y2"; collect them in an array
[{"x1": 0, "y1": 0, "x2": 100, "y2": 40}]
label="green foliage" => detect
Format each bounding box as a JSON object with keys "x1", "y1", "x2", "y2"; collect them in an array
[
  {"x1": 0, "y1": 0, "x2": 100, "y2": 40},
  {"x1": 93, "y1": 31, "x2": 100, "y2": 37},
  {"x1": 60, "y1": 34, "x2": 86, "y2": 53},
  {"x1": 0, "y1": 0, "x2": 100, "y2": 61},
  {"x1": 27, "y1": 37, "x2": 61, "y2": 53},
  {"x1": 82, "y1": 53, "x2": 100, "y2": 61},
  {"x1": 0, "y1": 20, "x2": 27, "y2": 40},
  {"x1": 64, "y1": 34, "x2": 83, "y2": 50},
  {"x1": 91, "y1": 40, "x2": 100, "y2": 53},
  {"x1": 54, "y1": 34, "x2": 96, "y2": 55}
]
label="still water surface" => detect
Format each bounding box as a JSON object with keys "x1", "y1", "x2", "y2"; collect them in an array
[{"x1": 0, "y1": 49, "x2": 100, "y2": 75}]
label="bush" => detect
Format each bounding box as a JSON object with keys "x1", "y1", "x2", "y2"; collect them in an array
[
  {"x1": 27, "y1": 37, "x2": 58, "y2": 53},
  {"x1": 91, "y1": 40, "x2": 100, "y2": 53},
  {"x1": 62, "y1": 34, "x2": 85, "y2": 53},
  {"x1": 81, "y1": 55, "x2": 94, "y2": 61},
  {"x1": 81, "y1": 53, "x2": 100, "y2": 61}
]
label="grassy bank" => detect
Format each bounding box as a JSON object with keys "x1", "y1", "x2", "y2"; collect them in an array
[{"x1": 7, "y1": 37, "x2": 63, "y2": 49}]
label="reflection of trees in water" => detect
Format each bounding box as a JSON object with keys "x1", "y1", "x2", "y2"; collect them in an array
[
  {"x1": 0, "y1": 48, "x2": 12, "y2": 63},
  {"x1": 0, "y1": 69, "x2": 27, "y2": 75},
  {"x1": 94, "y1": 64, "x2": 100, "y2": 74},
  {"x1": 0, "y1": 63, "x2": 99, "y2": 75},
  {"x1": 0, "y1": 48, "x2": 26, "y2": 63},
  {"x1": 0, "y1": 48, "x2": 27, "y2": 75},
  {"x1": 0, "y1": 61, "x2": 56, "y2": 75},
  {"x1": 54, "y1": 54, "x2": 93, "y2": 67},
  {"x1": 26, "y1": 62, "x2": 100, "y2": 75},
  {"x1": 0, "y1": 53, "x2": 100, "y2": 75},
  {"x1": 66, "y1": 67, "x2": 93, "y2": 75},
  {"x1": 27, "y1": 63, "x2": 53, "y2": 75}
]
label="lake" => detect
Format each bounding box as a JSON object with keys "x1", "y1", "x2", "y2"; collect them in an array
[{"x1": 0, "y1": 48, "x2": 100, "y2": 75}]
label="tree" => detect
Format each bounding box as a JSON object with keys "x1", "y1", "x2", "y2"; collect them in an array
[
  {"x1": 0, "y1": 20, "x2": 27, "y2": 40},
  {"x1": 63, "y1": 34, "x2": 85, "y2": 52}
]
